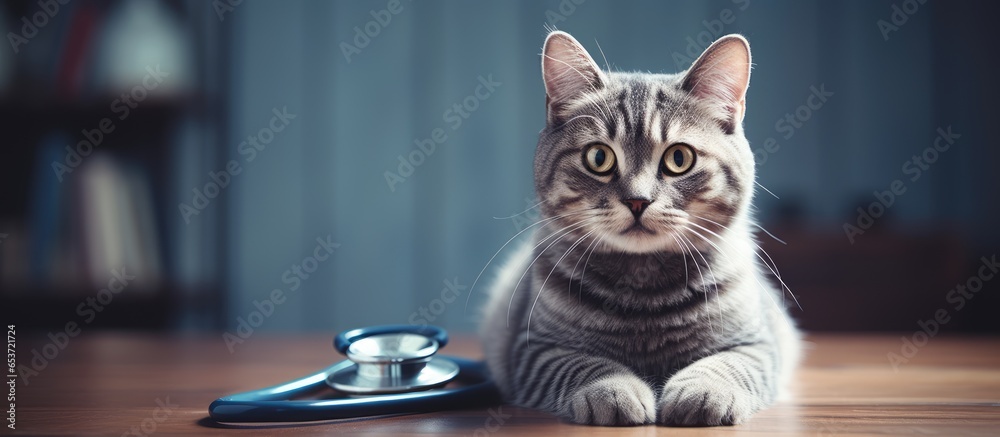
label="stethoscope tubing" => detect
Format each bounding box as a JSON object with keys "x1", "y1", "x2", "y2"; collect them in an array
[{"x1": 208, "y1": 356, "x2": 500, "y2": 423}]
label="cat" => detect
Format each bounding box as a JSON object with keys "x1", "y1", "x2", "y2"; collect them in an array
[{"x1": 479, "y1": 31, "x2": 801, "y2": 426}]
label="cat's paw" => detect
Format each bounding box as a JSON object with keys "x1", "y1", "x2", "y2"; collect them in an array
[
  {"x1": 567, "y1": 374, "x2": 655, "y2": 426},
  {"x1": 657, "y1": 370, "x2": 761, "y2": 426}
]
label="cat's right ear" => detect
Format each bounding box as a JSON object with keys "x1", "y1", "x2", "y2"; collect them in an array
[
  {"x1": 680, "y1": 35, "x2": 752, "y2": 134},
  {"x1": 542, "y1": 31, "x2": 605, "y2": 123}
]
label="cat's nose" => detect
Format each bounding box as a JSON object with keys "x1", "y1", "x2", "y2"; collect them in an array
[{"x1": 622, "y1": 198, "x2": 652, "y2": 219}]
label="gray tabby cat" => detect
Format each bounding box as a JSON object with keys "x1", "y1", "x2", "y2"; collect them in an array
[{"x1": 479, "y1": 31, "x2": 801, "y2": 426}]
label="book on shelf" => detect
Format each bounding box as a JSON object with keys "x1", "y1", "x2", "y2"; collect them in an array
[
  {"x1": 1, "y1": 143, "x2": 166, "y2": 296},
  {"x1": 77, "y1": 153, "x2": 162, "y2": 294}
]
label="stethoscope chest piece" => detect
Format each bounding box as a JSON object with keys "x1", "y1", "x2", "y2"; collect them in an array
[
  {"x1": 326, "y1": 332, "x2": 459, "y2": 394},
  {"x1": 209, "y1": 325, "x2": 500, "y2": 423}
]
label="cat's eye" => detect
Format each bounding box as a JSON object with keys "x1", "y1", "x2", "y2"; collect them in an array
[
  {"x1": 662, "y1": 143, "x2": 696, "y2": 176},
  {"x1": 582, "y1": 143, "x2": 616, "y2": 175}
]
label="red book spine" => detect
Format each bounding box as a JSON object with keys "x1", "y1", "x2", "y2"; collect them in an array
[{"x1": 56, "y1": 4, "x2": 100, "y2": 98}]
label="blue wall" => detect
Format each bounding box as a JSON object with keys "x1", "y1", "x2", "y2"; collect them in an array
[{"x1": 222, "y1": 0, "x2": 999, "y2": 333}]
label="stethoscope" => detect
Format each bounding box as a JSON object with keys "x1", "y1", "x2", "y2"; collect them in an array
[{"x1": 208, "y1": 325, "x2": 500, "y2": 423}]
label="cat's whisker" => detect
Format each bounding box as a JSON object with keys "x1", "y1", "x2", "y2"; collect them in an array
[
  {"x1": 689, "y1": 215, "x2": 785, "y2": 281},
  {"x1": 674, "y1": 233, "x2": 704, "y2": 291},
  {"x1": 594, "y1": 38, "x2": 612, "y2": 72},
  {"x1": 492, "y1": 199, "x2": 543, "y2": 220},
  {"x1": 755, "y1": 180, "x2": 780, "y2": 199},
  {"x1": 551, "y1": 114, "x2": 604, "y2": 132},
  {"x1": 677, "y1": 232, "x2": 721, "y2": 336},
  {"x1": 670, "y1": 233, "x2": 708, "y2": 333},
  {"x1": 752, "y1": 222, "x2": 787, "y2": 245},
  {"x1": 465, "y1": 209, "x2": 595, "y2": 313},
  {"x1": 686, "y1": 219, "x2": 801, "y2": 311},
  {"x1": 568, "y1": 228, "x2": 607, "y2": 299},
  {"x1": 684, "y1": 226, "x2": 797, "y2": 331},
  {"x1": 579, "y1": 230, "x2": 609, "y2": 301},
  {"x1": 693, "y1": 217, "x2": 789, "y2": 304},
  {"x1": 541, "y1": 53, "x2": 614, "y2": 123},
  {"x1": 579, "y1": 92, "x2": 615, "y2": 129},
  {"x1": 526, "y1": 228, "x2": 598, "y2": 345},
  {"x1": 673, "y1": 233, "x2": 706, "y2": 295},
  {"x1": 507, "y1": 216, "x2": 599, "y2": 328},
  {"x1": 669, "y1": 233, "x2": 689, "y2": 289},
  {"x1": 681, "y1": 227, "x2": 736, "y2": 334}
]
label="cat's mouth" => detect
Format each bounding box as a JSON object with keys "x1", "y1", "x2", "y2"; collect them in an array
[{"x1": 621, "y1": 221, "x2": 656, "y2": 235}]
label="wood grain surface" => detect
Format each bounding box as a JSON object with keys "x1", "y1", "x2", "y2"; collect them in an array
[{"x1": 7, "y1": 333, "x2": 1000, "y2": 436}]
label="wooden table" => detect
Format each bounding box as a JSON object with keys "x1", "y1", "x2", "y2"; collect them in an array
[{"x1": 8, "y1": 333, "x2": 1000, "y2": 436}]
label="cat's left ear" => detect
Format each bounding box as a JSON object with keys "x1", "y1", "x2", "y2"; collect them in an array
[
  {"x1": 680, "y1": 34, "x2": 751, "y2": 134},
  {"x1": 542, "y1": 31, "x2": 606, "y2": 123}
]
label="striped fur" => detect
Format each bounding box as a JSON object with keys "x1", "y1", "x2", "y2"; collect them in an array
[{"x1": 480, "y1": 32, "x2": 800, "y2": 426}]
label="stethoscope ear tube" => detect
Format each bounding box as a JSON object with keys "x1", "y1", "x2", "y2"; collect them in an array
[{"x1": 208, "y1": 356, "x2": 500, "y2": 423}]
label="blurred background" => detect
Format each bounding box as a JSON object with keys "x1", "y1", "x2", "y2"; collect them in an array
[{"x1": 1, "y1": 0, "x2": 997, "y2": 337}]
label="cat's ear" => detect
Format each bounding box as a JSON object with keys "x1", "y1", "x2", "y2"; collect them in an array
[
  {"x1": 542, "y1": 31, "x2": 605, "y2": 121},
  {"x1": 680, "y1": 34, "x2": 751, "y2": 134}
]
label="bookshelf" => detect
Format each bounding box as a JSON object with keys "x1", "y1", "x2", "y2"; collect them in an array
[{"x1": 0, "y1": 0, "x2": 230, "y2": 330}]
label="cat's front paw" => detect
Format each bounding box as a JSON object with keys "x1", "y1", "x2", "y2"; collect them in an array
[
  {"x1": 568, "y1": 374, "x2": 655, "y2": 426},
  {"x1": 657, "y1": 370, "x2": 761, "y2": 426}
]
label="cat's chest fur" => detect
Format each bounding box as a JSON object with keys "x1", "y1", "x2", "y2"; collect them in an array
[{"x1": 523, "y1": 243, "x2": 760, "y2": 378}]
